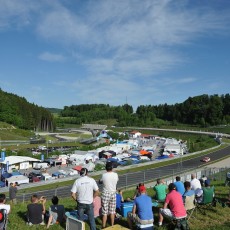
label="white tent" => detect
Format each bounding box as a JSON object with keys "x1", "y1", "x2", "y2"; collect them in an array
[
  {"x1": 0, "y1": 156, "x2": 40, "y2": 171},
  {"x1": 1, "y1": 156, "x2": 40, "y2": 165}
]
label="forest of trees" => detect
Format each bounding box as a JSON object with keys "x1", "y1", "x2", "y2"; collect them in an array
[
  {"x1": 1, "y1": 88, "x2": 229, "y2": 130},
  {"x1": 0, "y1": 89, "x2": 54, "y2": 131},
  {"x1": 58, "y1": 94, "x2": 230, "y2": 127}
]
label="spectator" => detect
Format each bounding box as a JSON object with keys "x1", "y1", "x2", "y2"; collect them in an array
[
  {"x1": 200, "y1": 175, "x2": 207, "y2": 186},
  {"x1": 100, "y1": 161, "x2": 119, "y2": 229},
  {"x1": 196, "y1": 179, "x2": 214, "y2": 203},
  {"x1": 0, "y1": 194, "x2": 11, "y2": 214},
  {"x1": 0, "y1": 194, "x2": 10, "y2": 230},
  {"x1": 27, "y1": 194, "x2": 46, "y2": 226},
  {"x1": 183, "y1": 181, "x2": 195, "y2": 203},
  {"x1": 127, "y1": 185, "x2": 154, "y2": 230},
  {"x1": 159, "y1": 183, "x2": 187, "y2": 226},
  {"x1": 71, "y1": 168, "x2": 99, "y2": 230},
  {"x1": 133, "y1": 183, "x2": 144, "y2": 199},
  {"x1": 93, "y1": 195, "x2": 102, "y2": 218},
  {"x1": 47, "y1": 196, "x2": 65, "y2": 229},
  {"x1": 116, "y1": 189, "x2": 124, "y2": 215},
  {"x1": 9, "y1": 182, "x2": 18, "y2": 204},
  {"x1": 174, "y1": 176, "x2": 185, "y2": 196},
  {"x1": 153, "y1": 178, "x2": 167, "y2": 201},
  {"x1": 190, "y1": 174, "x2": 201, "y2": 195}
]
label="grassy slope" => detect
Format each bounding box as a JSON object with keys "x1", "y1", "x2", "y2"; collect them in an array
[
  {"x1": 1, "y1": 122, "x2": 230, "y2": 229},
  {"x1": 6, "y1": 180, "x2": 230, "y2": 230}
]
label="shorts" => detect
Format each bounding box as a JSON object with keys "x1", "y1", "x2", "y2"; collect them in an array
[
  {"x1": 101, "y1": 190, "x2": 116, "y2": 215},
  {"x1": 127, "y1": 212, "x2": 153, "y2": 225},
  {"x1": 160, "y1": 208, "x2": 187, "y2": 220}
]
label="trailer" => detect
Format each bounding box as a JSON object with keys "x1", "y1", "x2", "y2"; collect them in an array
[
  {"x1": 33, "y1": 162, "x2": 50, "y2": 170},
  {"x1": 6, "y1": 175, "x2": 29, "y2": 185}
]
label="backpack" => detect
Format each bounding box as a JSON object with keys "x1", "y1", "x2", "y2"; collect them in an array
[{"x1": 0, "y1": 209, "x2": 7, "y2": 230}]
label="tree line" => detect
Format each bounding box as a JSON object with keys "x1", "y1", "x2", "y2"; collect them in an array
[
  {"x1": 57, "y1": 94, "x2": 230, "y2": 127},
  {"x1": 1, "y1": 89, "x2": 229, "y2": 130},
  {"x1": 0, "y1": 89, "x2": 54, "y2": 131}
]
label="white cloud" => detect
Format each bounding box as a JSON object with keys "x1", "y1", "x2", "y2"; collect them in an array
[
  {"x1": 176, "y1": 77, "x2": 197, "y2": 84},
  {"x1": 1, "y1": 0, "x2": 230, "y2": 108},
  {"x1": 0, "y1": 0, "x2": 39, "y2": 30},
  {"x1": 38, "y1": 52, "x2": 65, "y2": 62}
]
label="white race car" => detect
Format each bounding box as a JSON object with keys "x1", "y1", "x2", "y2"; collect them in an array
[{"x1": 202, "y1": 157, "x2": 211, "y2": 163}]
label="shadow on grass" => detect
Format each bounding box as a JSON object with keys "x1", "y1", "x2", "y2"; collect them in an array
[
  {"x1": 16, "y1": 210, "x2": 27, "y2": 223},
  {"x1": 94, "y1": 216, "x2": 130, "y2": 229}
]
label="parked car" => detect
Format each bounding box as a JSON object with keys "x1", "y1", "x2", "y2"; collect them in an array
[
  {"x1": 201, "y1": 157, "x2": 211, "y2": 163},
  {"x1": 118, "y1": 158, "x2": 140, "y2": 166},
  {"x1": 52, "y1": 171, "x2": 66, "y2": 179},
  {"x1": 41, "y1": 173, "x2": 53, "y2": 181},
  {"x1": 106, "y1": 158, "x2": 119, "y2": 168},
  {"x1": 28, "y1": 171, "x2": 42, "y2": 183},
  {"x1": 66, "y1": 169, "x2": 79, "y2": 176}
]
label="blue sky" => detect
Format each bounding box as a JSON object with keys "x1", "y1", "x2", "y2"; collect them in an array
[{"x1": 0, "y1": 0, "x2": 230, "y2": 111}]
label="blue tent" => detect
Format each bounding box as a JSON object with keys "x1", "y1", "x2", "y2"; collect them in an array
[{"x1": 1, "y1": 172, "x2": 12, "y2": 180}]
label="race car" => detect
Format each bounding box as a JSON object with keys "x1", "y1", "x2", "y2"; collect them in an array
[{"x1": 201, "y1": 157, "x2": 211, "y2": 162}]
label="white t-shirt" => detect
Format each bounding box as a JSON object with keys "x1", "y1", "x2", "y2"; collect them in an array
[
  {"x1": 191, "y1": 178, "x2": 201, "y2": 194},
  {"x1": 101, "y1": 171, "x2": 119, "y2": 193},
  {"x1": 71, "y1": 176, "x2": 99, "y2": 204},
  {"x1": 0, "y1": 204, "x2": 11, "y2": 214}
]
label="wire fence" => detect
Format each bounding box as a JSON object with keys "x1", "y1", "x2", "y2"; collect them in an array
[{"x1": 14, "y1": 166, "x2": 230, "y2": 203}]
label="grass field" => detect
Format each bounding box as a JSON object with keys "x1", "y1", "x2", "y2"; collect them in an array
[{"x1": 5, "y1": 180, "x2": 230, "y2": 230}]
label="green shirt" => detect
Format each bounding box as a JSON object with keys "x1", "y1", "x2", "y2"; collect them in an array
[{"x1": 153, "y1": 184, "x2": 167, "y2": 201}]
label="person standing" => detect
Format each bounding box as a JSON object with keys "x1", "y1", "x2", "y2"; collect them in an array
[
  {"x1": 100, "y1": 161, "x2": 119, "y2": 229},
  {"x1": 71, "y1": 168, "x2": 99, "y2": 230},
  {"x1": 174, "y1": 176, "x2": 185, "y2": 196},
  {"x1": 9, "y1": 182, "x2": 18, "y2": 204}
]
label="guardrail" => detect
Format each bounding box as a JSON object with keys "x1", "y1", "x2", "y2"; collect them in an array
[
  {"x1": 1, "y1": 144, "x2": 228, "y2": 202},
  {"x1": 11, "y1": 165, "x2": 230, "y2": 203}
]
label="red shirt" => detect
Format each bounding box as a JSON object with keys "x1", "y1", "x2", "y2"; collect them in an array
[{"x1": 165, "y1": 190, "x2": 187, "y2": 218}]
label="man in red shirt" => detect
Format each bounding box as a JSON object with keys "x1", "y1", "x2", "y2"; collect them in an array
[{"x1": 158, "y1": 183, "x2": 187, "y2": 226}]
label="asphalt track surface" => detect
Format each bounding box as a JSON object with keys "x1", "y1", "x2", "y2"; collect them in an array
[
  {"x1": 4, "y1": 145, "x2": 230, "y2": 202},
  {"x1": 161, "y1": 145, "x2": 230, "y2": 171},
  {"x1": 115, "y1": 145, "x2": 230, "y2": 189}
]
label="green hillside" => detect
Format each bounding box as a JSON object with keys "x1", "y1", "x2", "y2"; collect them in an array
[{"x1": 0, "y1": 89, "x2": 54, "y2": 131}]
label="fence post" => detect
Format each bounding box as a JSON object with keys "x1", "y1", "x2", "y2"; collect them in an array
[
  {"x1": 125, "y1": 174, "x2": 128, "y2": 190},
  {"x1": 23, "y1": 191, "x2": 25, "y2": 204},
  {"x1": 144, "y1": 171, "x2": 146, "y2": 184},
  {"x1": 55, "y1": 185, "x2": 58, "y2": 196}
]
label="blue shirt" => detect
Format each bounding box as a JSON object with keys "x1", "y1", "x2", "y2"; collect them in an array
[
  {"x1": 116, "y1": 193, "x2": 122, "y2": 210},
  {"x1": 174, "y1": 181, "x2": 185, "y2": 196},
  {"x1": 183, "y1": 189, "x2": 195, "y2": 197},
  {"x1": 134, "y1": 194, "x2": 153, "y2": 220},
  {"x1": 182, "y1": 189, "x2": 195, "y2": 203}
]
